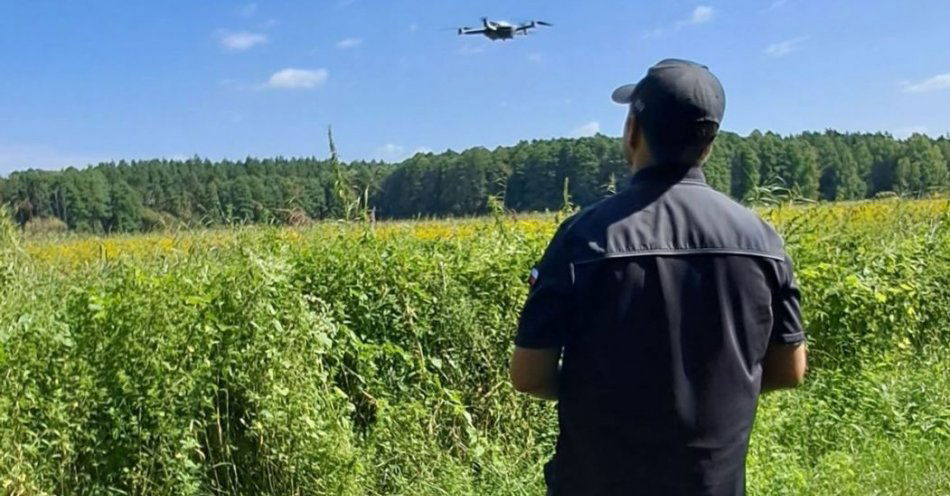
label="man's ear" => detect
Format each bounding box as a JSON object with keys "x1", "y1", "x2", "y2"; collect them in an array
[
  {"x1": 699, "y1": 140, "x2": 715, "y2": 164},
  {"x1": 626, "y1": 114, "x2": 639, "y2": 149}
]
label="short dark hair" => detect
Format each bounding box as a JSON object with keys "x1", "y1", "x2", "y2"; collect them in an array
[{"x1": 641, "y1": 119, "x2": 719, "y2": 166}]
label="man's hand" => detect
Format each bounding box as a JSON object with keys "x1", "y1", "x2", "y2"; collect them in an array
[
  {"x1": 761, "y1": 342, "x2": 807, "y2": 392},
  {"x1": 510, "y1": 346, "x2": 561, "y2": 401}
]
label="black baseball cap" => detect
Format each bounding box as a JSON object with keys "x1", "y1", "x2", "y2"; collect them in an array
[{"x1": 612, "y1": 58, "x2": 725, "y2": 129}]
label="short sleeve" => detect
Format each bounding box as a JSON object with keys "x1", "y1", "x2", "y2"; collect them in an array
[
  {"x1": 515, "y1": 222, "x2": 574, "y2": 349},
  {"x1": 771, "y1": 254, "x2": 806, "y2": 345}
]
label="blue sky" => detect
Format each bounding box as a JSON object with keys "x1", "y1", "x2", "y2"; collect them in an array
[{"x1": 1, "y1": 0, "x2": 949, "y2": 174}]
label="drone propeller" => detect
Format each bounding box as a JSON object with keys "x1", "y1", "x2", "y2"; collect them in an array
[{"x1": 514, "y1": 20, "x2": 553, "y2": 30}]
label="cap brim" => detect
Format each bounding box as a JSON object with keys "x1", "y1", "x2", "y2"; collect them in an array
[{"x1": 611, "y1": 84, "x2": 637, "y2": 104}]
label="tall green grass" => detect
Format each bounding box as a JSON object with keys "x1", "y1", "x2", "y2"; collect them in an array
[{"x1": 1, "y1": 200, "x2": 948, "y2": 495}]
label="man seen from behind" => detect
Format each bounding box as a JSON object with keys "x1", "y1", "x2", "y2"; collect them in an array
[{"x1": 510, "y1": 59, "x2": 807, "y2": 496}]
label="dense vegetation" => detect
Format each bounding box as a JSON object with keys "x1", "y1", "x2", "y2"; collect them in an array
[
  {"x1": 2, "y1": 131, "x2": 949, "y2": 232},
  {"x1": 1, "y1": 199, "x2": 948, "y2": 495}
]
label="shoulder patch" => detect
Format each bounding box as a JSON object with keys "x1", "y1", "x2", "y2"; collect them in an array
[{"x1": 528, "y1": 267, "x2": 540, "y2": 288}]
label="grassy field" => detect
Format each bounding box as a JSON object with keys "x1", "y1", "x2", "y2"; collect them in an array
[{"x1": 1, "y1": 199, "x2": 948, "y2": 495}]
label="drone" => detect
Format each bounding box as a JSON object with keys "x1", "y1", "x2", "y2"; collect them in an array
[{"x1": 458, "y1": 18, "x2": 552, "y2": 41}]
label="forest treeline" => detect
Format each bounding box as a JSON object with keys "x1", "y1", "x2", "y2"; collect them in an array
[{"x1": 1, "y1": 130, "x2": 948, "y2": 232}]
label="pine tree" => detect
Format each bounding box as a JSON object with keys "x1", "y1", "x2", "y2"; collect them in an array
[
  {"x1": 813, "y1": 134, "x2": 843, "y2": 200},
  {"x1": 836, "y1": 144, "x2": 866, "y2": 200},
  {"x1": 756, "y1": 132, "x2": 784, "y2": 185},
  {"x1": 783, "y1": 141, "x2": 820, "y2": 199},
  {"x1": 896, "y1": 135, "x2": 947, "y2": 195},
  {"x1": 108, "y1": 180, "x2": 143, "y2": 232},
  {"x1": 730, "y1": 144, "x2": 760, "y2": 201},
  {"x1": 852, "y1": 142, "x2": 875, "y2": 197},
  {"x1": 703, "y1": 143, "x2": 731, "y2": 194}
]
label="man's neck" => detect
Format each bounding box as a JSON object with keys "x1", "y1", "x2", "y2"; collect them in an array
[
  {"x1": 630, "y1": 159, "x2": 655, "y2": 174},
  {"x1": 631, "y1": 160, "x2": 702, "y2": 174}
]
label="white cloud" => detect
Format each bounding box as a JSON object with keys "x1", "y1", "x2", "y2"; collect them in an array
[
  {"x1": 647, "y1": 6, "x2": 714, "y2": 38},
  {"x1": 902, "y1": 73, "x2": 950, "y2": 93},
  {"x1": 764, "y1": 0, "x2": 789, "y2": 11},
  {"x1": 570, "y1": 121, "x2": 601, "y2": 138},
  {"x1": 764, "y1": 36, "x2": 809, "y2": 57},
  {"x1": 892, "y1": 126, "x2": 929, "y2": 139},
  {"x1": 372, "y1": 144, "x2": 433, "y2": 161},
  {"x1": 380, "y1": 143, "x2": 404, "y2": 154},
  {"x1": 336, "y1": 37, "x2": 363, "y2": 49},
  {"x1": 218, "y1": 31, "x2": 268, "y2": 51},
  {"x1": 528, "y1": 52, "x2": 543, "y2": 63},
  {"x1": 261, "y1": 68, "x2": 329, "y2": 90},
  {"x1": 375, "y1": 143, "x2": 406, "y2": 161},
  {"x1": 238, "y1": 3, "x2": 258, "y2": 18},
  {"x1": 684, "y1": 6, "x2": 714, "y2": 25}
]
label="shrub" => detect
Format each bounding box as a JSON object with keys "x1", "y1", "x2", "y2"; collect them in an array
[
  {"x1": 22, "y1": 216, "x2": 68, "y2": 236},
  {"x1": 1, "y1": 200, "x2": 948, "y2": 495}
]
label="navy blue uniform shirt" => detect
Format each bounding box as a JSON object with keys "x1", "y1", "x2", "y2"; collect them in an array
[{"x1": 516, "y1": 165, "x2": 805, "y2": 496}]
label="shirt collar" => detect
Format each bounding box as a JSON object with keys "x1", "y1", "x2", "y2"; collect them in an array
[{"x1": 629, "y1": 164, "x2": 706, "y2": 187}]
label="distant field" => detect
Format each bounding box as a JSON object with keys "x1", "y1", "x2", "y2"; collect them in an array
[{"x1": 2, "y1": 199, "x2": 948, "y2": 495}]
